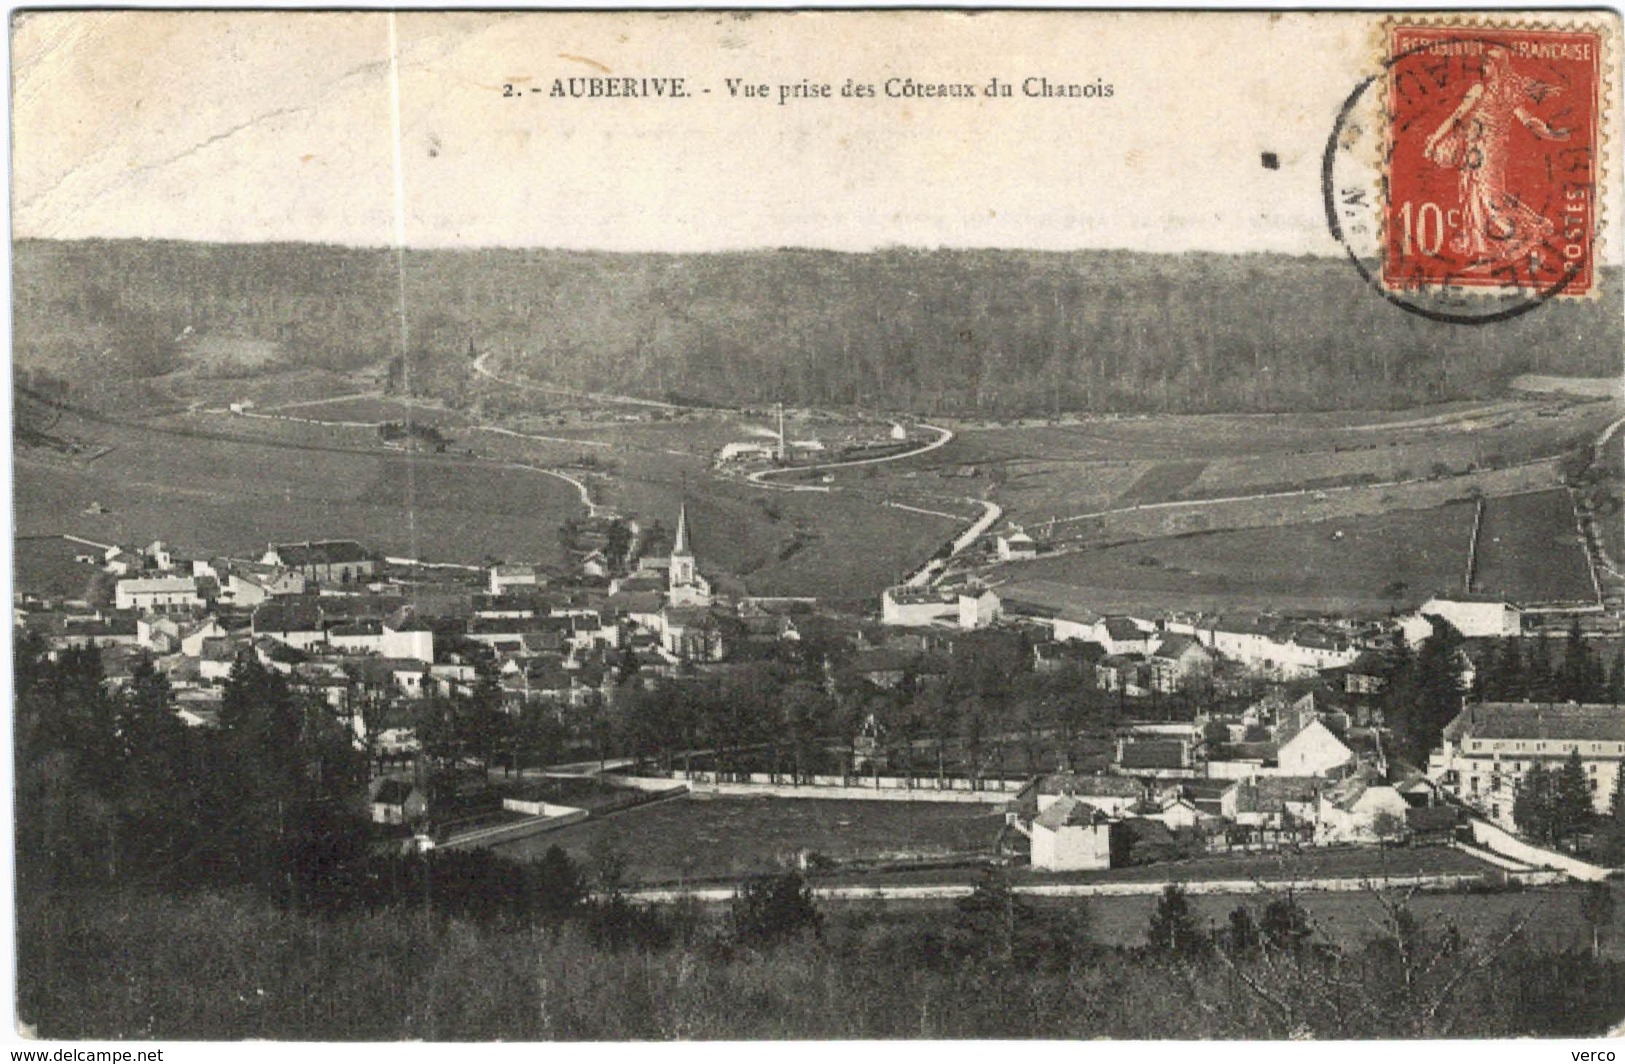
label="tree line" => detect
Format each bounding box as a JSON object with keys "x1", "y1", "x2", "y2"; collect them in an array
[{"x1": 15, "y1": 239, "x2": 1622, "y2": 418}]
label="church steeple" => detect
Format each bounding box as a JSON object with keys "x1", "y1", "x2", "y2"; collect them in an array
[
  {"x1": 666, "y1": 500, "x2": 709, "y2": 607},
  {"x1": 673, "y1": 501, "x2": 692, "y2": 557}
]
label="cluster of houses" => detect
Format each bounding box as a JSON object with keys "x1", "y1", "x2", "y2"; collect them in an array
[
  {"x1": 20, "y1": 505, "x2": 1612, "y2": 866},
  {"x1": 1015, "y1": 691, "x2": 1625, "y2": 872},
  {"x1": 17, "y1": 506, "x2": 796, "y2": 746},
  {"x1": 881, "y1": 562, "x2": 1618, "y2": 869},
  {"x1": 883, "y1": 575, "x2": 1519, "y2": 696},
  {"x1": 1003, "y1": 673, "x2": 1451, "y2": 870}
]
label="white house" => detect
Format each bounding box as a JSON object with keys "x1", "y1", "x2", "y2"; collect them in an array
[
  {"x1": 1095, "y1": 616, "x2": 1154, "y2": 656},
  {"x1": 957, "y1": 587, "x2": 1002, "y2": 630},
  {"x1": 1276, "y1": 719, "x2": 1356, "y2": 778},
  {"x1": 225, "y1": 566, "x2": 307, "y2": 606},
  {"x1": 1198, "y1": 617, "x2": 1360, "y2": 678},
  {"x1": 1316, "y1": 777, "x2": 1410, "y2": 843},
  {"x1": 178, "y1": 617, "x2": 228, "y2": 658},
  {"x1": 327, "y1": 619, "x2": 435, "y2": 663},
  {"x1": 1034, "y1": 773, "x2": 1145, "y2": 818},
  {"x1": 115, "y1": 576, "x2": 206, "y2": 612},
  {"x1": 1027, "y1": 795, "x2": 1114, "y2": 871}
]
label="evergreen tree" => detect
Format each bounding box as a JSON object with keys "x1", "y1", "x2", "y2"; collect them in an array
[
  {"x1": 1526, "y1": 633, "x2": 1556, "y2": 702},
  {"x1": 731, "y1": 870, "x2": 823, "y2": 947},
  {"x1": 1553, "y1": 749, "x2": 1596, "y2": 846},
  {"x1": 1221, "y1": 904, "x2": 1261, "y2": 958},
  {"x1": 1607, "y1": 650, "x2": 1625, "y2": 706},
  {"x1": 1147, "y1": 883, "x2": 1209, "y2": 959},
  {"x1": 1559, "y1": 622, "x2": 1598, "y2": 704},
  {"x1": 1513, "y1": 764, "x2": 1556, "y2": 843},
  {"x1": 532, "y1": 844, "x2": 589, "y2": 922},
  {"x1": 954, "y1": 867, "x2": 1037, "y2": 964},
  {"x1": 110, "y1": 659, "x2": 195, "y2": 882},
  {"x1": 1597, "y1": 769, "x2": 1625, "y2": 866},
  {"x1": 1486, "y1": 637, "x2": 1525, "y2": 702},
  {"x1": 1260, "y1": 894, "x2": 1314, "y2": 956},
  {"x1": 1396, "y1": 619, "x2": 1465, "y2": 766}
]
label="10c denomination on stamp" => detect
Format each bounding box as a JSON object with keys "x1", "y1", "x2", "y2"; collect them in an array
[{"x1": 1384, "y1": 23, "x2": 1603, "y2": 298}]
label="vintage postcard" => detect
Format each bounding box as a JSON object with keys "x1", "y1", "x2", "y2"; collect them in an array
[{"x1": 9, "y1": 9, "x2": 1625, "y2": 1044}]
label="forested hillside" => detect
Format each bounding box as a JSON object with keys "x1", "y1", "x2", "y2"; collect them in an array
[{"x1": 15, "y1": 239, "x2": 1621, "y2": 417}]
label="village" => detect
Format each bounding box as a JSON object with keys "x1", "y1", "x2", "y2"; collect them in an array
[{"x1": 16, "y1": 494, "x2": 1624, "y2": 890}]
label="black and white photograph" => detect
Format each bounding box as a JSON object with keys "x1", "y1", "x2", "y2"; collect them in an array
[{"x1": 8, "y1": 7, "x2": 1625, "y2": 1043}]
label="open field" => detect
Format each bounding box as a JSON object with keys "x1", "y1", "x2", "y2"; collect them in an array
[
  {"x1": 276, "y1": 396, "x2": 472, "y2": 428},
  {"x1": 491, "y1": 795, "x2": 1005, "y2": 881},
  {"x1": 1473, "y1": 490, "x2": 1596, "y2": 605},
  {"x1": 1055, "y1": 883, "x2": 1619, "y2": 957},
  {"x1": 513, "y1": 410, "x2": 891, "y2": 460},
  {"x1": 21, "y1": 400, "x2": 960, "y2": 600},
  {"x1": 14, "y1": 411, "x2": 583, "y2": 565},
  {"x1": 844, "y1": 398, "x2": 1614, "y2": 535},
  {"x1": 994, "y1": 501, "x2": 1476, "y2": 614},
  {"x1": 1016, "y1": 844, "x2": 1492, "y2": 885},
  {"x1": 166, "y1": 367, "x2": 378, "y2": 411},
  {"x1": 13, "y1": 535, "x2": 103, "y2": 601}
]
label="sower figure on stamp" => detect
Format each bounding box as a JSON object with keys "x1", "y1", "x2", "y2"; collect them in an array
[{"x1": 1423, "y1": 44, "x2": 1570, "y2": 274}]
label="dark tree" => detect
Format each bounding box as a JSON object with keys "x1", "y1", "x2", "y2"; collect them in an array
[
  {"x1": 1147, "y1": 883, "x2": 1210, "y2": 959},
  {"x1": 1260, "y1": 895, "x2": 1314, "y2": 956},
  {"x1": 731, "y1": 870, "x2": 823, "y2": 947},
  {"x1": 1513, "y1": 764, "x2": 1556, "y2": 843},
  {"x1": 1553, "y1": 749, "x2": 1596, "y2": 847}
]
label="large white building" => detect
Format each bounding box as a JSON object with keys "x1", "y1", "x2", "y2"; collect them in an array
[
  {"x1": 881, "y1": 584, "x2": 959, "y2": 626},
  {"x1": 1413, "y1": 596, "x2": 1523, "y2": 640},
  {"x1": 1429, "y1": 702, "x2": 1625, "y2": 830},
  {"x1": 114, "y1": 576, "x2": 207, "y2": 612}
]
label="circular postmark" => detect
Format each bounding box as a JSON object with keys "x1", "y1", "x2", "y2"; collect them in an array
[{"x1": 1323, "y1": 24, "x2": 1601, "y2": 325}]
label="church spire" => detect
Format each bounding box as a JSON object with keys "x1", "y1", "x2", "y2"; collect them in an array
[{"x1": 673, "y1": 501, "x2": 691, "y2": 557}]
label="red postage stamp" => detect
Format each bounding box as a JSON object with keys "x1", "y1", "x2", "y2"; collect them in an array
[{"x1": 1384, "y1": 23, "x2": 1604, "y2": 297}]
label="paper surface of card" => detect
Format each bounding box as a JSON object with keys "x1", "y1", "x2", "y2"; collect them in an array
[{"x1": 10, "y1": 8, "x2": 1625, "y2": 1045}]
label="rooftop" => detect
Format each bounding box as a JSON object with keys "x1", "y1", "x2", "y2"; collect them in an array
[
  {"x1": 266, "y1": 540, "x2": 374, "y2": 566},
  {"x1": 1445, "y1": 702, "x2": 1625, "y2": 744}
]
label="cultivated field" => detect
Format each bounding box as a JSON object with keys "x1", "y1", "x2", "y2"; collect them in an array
[
  {"x1": 14, "y1": 412, "x2": 583, "y2": 566},
  {"x1": 996, "y1": 501, "x2": 1477, "y2": 614},
  {"x1": 492, "y1": 796, "x2": 1005, "y2": 882},
  {"x1": 13, "y1": 535, "x2": 102, "y2": 601},
  {"x1": 1472, "y1": 490, "x2": 1596, "y2": 605}
]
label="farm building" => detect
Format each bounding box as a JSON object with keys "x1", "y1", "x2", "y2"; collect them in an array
[
  {"x1": 1415, "y1": 595, "x2": 1523, "y2": 640},
  {"x1": 370, "y1": 778, "x2": 429, "y2": 826},
  {"x1": 996, "y1": 530, "x2": 1038, "y2": 561},
  {"x1": 957, "y1": 587, "x2": 1001, "y2": 629},
  {"x1": 114, "y1": 575, "x2": 210, "y2": 613},
  {"x1": 988, "y1": 580, "x2": 1101, "y2": 641},
  {"x1": 881, "y1": 584, "x2": 959, "y2": 626},
  {"x1": 261, "y1": 540, "x2": 379, "y2": 585},
  {"x1": 489, "y1": 563, "x2": 544, "y2": 596},
  {"x1": 1146, "y1": 633, "x2": 1215, "y2": 692}
]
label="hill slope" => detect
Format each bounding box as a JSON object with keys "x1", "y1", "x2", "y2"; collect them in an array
[{"x1": 14, "y1": 239, "x2": 1621, "y2": 417}]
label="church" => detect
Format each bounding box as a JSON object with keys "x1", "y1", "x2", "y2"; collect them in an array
[{"x1": 664, "y1": 502, "x2": 713, "y2": 609}]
